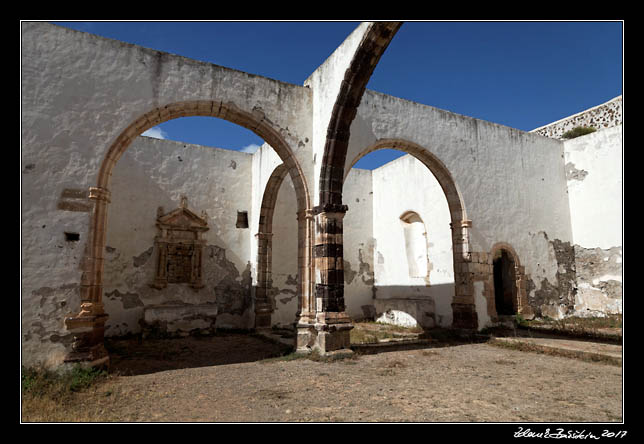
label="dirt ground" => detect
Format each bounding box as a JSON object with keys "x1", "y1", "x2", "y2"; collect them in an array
[{"x1": 40, "y1": 328, "x2": 623, "y2": 423}]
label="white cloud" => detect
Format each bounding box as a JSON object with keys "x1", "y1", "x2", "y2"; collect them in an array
[
  {"x1": 142, "y1": 127, "x2": 168, "y2": 139},
  {"x1": 239, "y1": 143, "x2": 260, "y2": 154}
]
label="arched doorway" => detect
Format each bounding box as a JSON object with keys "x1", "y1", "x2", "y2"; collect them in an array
[
  {"x1": 493, "y1": 250, "x2": 517, "y2": 316},
  {"x1": 489, "y1": 243, "x2": 527, "y2": 320},
  {"x1": 64, "y1": 100, "x2": 311, "y2": 365}
]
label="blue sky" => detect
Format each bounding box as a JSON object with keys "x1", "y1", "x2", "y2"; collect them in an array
[{"x1": 51, "y1": 21, "x2": 623, "y2": 169}]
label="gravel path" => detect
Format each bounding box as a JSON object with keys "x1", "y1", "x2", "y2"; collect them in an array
[{"x1": 69, "y1": 333, "x2": 622, "y2": 423}]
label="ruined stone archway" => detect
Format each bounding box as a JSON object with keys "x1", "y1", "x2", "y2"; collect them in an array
[
  {"x1": 255, "y1": 163, "x2": 314, "y2": 330},
  {"x1": 317, "y1": 22, "x2": 403, "y2": 208},
  {"x1": 64, "y1": 100, "x2": 311, "y2": 365},
  {"x1": 345, "y1": 139, "x2": 476, "y2": 329},
  {"x1": 308, "y1": 22, "x2": 402, "y2": 354}
]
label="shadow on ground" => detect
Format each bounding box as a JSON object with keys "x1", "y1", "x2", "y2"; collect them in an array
[
  {"x1": 104, "y1": 325, "x2": 486, "y2": 376},
  {"x1": 104, "y1": 318, "x2": 622, "y2": 377},
  {"x1": 105, "y1": 332, "x2": 293, "y2": 376}
]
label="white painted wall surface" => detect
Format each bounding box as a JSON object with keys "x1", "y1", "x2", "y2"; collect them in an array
[
  {"x1": 564, "y1": 126, "x2": 623, "y2": 316},
  {"x1": 350, "y1": 90, "x2": 574, "y2": 315},
  {"x1": 371, "y1": 155, "x2": 454, "y2": 327},
  {"x1": 270, "y1": 174, "x2": 300, "y2": 327},
  {"x1": 342, "y1": 168, "x2": 376, "y2": 319},
  {"x1": 564, "y1": 126, "x2": 623, "y2": 250}
]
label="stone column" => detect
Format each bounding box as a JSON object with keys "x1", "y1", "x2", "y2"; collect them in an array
[
  {"x1": 64, "y1": 186, "x2": 110, "y2": 367},
  {"x1": 298, "y1": 204, "x2": 353, "y2": 355},
  {"x1": 295, "y1": 209, "x2": 314, "y2": 316},
  {"x1": 515, "y1": 265, "x2": 534, "y2": 319},
  {"x1": 254, "y1": 231, "x2": 273, "y2": 329},
  {"x1": 450, "y1": 219, "x2": 478, "y2": 330},
  {"x1": 296, "y1": 209, "x2": 318, "y2": 351}
]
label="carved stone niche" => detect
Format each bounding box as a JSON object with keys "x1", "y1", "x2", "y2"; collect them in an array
[{"x1": 150, "y1": 196, "x2": 209, "y2": 290}]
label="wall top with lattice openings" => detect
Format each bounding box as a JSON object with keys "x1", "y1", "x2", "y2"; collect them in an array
[{"x1": 531, "y1": 95, "x2": 622, "y2": 140}]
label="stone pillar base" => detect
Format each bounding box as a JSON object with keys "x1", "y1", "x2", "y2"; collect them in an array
[
  {"x1": 518, "y1": 305, "x2": 536, "y2": 320},
  {"x1": 451, "y1": 303, "x2": 478, "y2": 330},
  {"x1": 296, "y1": 312, "x2": 353, "y2": 356},
  {"x1": 254, "y1": 310, "x2": 272, "y2": 329},
  {"x1": 64, "y1": 313, "x2": 109, "y2": 368}
]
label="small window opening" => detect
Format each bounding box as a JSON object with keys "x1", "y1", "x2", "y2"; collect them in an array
[
  {"x1": 236, "y1": 211, "x2": 249, "y2": 229},
  {"x1": 400, "y1": 211, "x2": 429, "y2": 278},
  {"x1": 64, "y1": 232, "x2": 80, "y2": 242}
]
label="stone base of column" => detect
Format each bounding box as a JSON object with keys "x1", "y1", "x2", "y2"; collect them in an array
[
  {"x1": 63, "y1": 313, "x2": 109, "y2": 368},
  {"x1": 451, "y1": 303, "x2": 479, "y2": 330},
  {"x1": 296, "y1": 312, "x2": 353, "y2": 356},
  {"x1": 254, "y1": 306, "x2": 273, "y2": 329}
]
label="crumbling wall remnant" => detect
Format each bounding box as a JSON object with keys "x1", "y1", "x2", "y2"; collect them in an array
[{"x1": 573, "y1": 245, "x2": 622, "y2": 316}]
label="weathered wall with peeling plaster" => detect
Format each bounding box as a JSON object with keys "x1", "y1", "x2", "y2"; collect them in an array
[
  {"x1": 564, "y1": 124, "x2": 622, "y2": 317},
  {"x1": 21, "y1": 21, "x2": 621, "y2": 367},
  {"x1": 342, "y1": 168, "x2": 377, "y2": 320},
  {"x1": 271, "y1": 166, "x2": 378, "y2": 326},
  {"x1": 104, "y1": 136, "x2": 254, "y2": 336},
  {"x1": 531, "y1": 97, "x2": 622, "y2": 318},
  {"x1": 349, "y1": 90, "x2": 578, "y2": 324},
  {"x1": 21, "y1": 21, "x2": 312, "y2": 366}
]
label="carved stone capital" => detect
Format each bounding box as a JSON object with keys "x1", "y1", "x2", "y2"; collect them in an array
[
  {"x1": 312, "y1": 203, "x2": 348, "y2": 215},
  {"x1": 450, "y1": 219, "x2": 472, "y2": 229},
  {"x1": 296, "y1": 208, "x2": 315, "y2": 221},
  {"x1": 88, "y1": 187, "x2": 111, "y2": 203}
]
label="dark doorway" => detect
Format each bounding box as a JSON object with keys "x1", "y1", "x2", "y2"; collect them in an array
[{"x1": 493, "y1": 250, "x2": 516, "y2": 316}]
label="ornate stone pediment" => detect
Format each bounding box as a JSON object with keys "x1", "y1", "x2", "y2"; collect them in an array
[
  {"x1": 157, "y1": 205, "x2": 208, "y2": 232},
  {"x1": 151, "y1": 196, "x2": 209, "y2": 290}
]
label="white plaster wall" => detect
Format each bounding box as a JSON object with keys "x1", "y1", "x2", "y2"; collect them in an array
[
  {"x1": 342, "y1": 168, "x2": 376, "y2": 320},
  {"x1": 564, "y1": 126, "x2": 623, "y2": 316},
  {"x1": 564, "y1": 126, "x2": 622, "y2": 250},
  {"x1": 350, "y1": 90, "x2": 574, "y2": 314},
  {"x1": 371, "y1": 155, "x2": 454, "y2": 327},
  {"x1": 103, "y1": 136, "x2": 254, "y2": 335},
  {"x1": 270, "y1": 175, "x2": 300, "y2": 327}
]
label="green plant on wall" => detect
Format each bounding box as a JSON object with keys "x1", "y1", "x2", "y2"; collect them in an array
[{"x1": 562, "y1": 126, "x2": 597, "y2": 139}]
